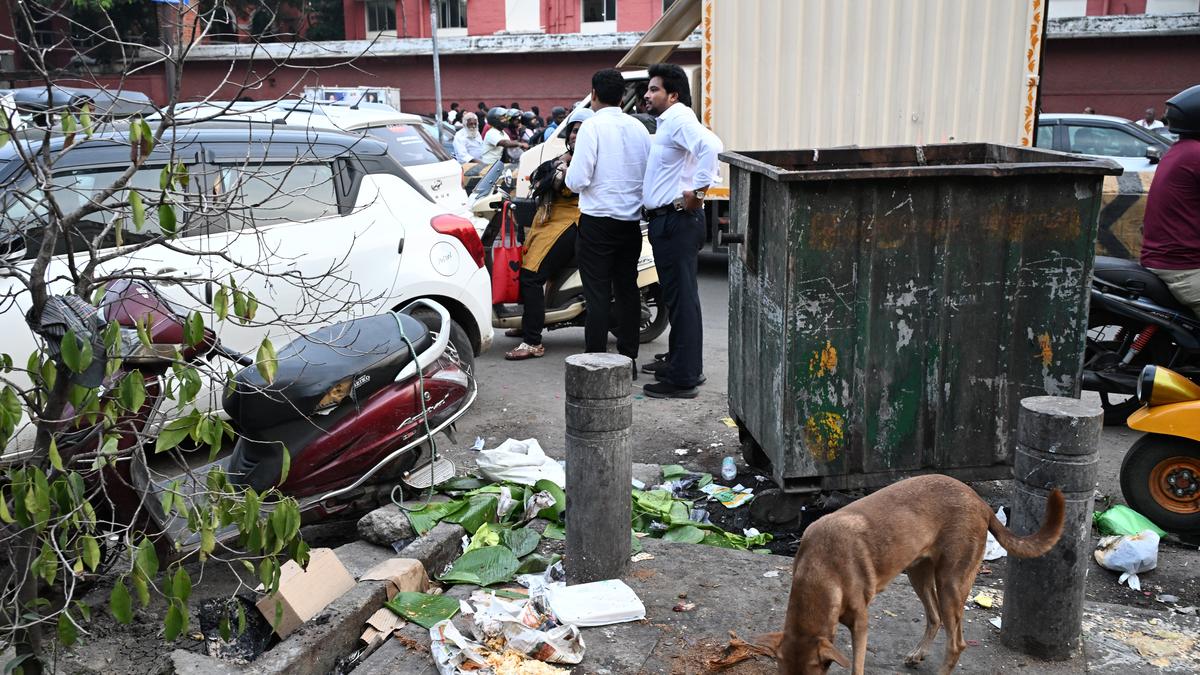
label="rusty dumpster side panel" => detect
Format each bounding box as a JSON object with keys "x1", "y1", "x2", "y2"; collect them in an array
[{"x1": 726, "y1": 144, "x2": 1120, "y2": 492}]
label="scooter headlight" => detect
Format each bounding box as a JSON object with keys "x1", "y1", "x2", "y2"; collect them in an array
[
  {"x1": 1137, "y1": 365, "x2": 1156, "y2": 405},
  {"x1": 1138, "y1": 365, "x2": 1200, "y2": 406}
]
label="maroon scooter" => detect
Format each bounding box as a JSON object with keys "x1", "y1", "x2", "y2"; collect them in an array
[{"x1": 54, "y1": 280, "x2": 475, "y2": 562}]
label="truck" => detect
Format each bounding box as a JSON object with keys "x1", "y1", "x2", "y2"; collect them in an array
[{"x1": 518, "y1": 0, "x2": 1050, "y2": 251}]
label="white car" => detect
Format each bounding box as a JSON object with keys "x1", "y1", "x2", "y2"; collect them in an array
[
  {"x1": 171, "y1": 100, "x2": 477, "y2": 228},
  {"x1": 0, "y1": 125, "x2": 493, "y2": 456},
  {"x1": 1035, "y1": 113, "x2": 1174, "y2": 173}
]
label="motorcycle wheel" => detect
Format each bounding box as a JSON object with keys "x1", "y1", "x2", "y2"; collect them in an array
[
  {"x1": 1120, "y1": 433, "x2": 1200, "y2": 534},
  {"x1": 409, "y1": 308, "x2": 476, "y2": 377},
  {"x1": 1086, "y1": 310, "x2": 1172, "y2": 426},
  {"x1": 610, "y1": 283, "x2": 669, "y2": 344}
]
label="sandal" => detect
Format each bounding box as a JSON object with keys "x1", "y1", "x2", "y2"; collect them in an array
[{"x1": 505, "y1": 343, "x2": 546, "y2": 360}]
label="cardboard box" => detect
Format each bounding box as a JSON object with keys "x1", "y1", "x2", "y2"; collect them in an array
[
  {"x1": 359, "y1": 558, "x2": 430, "y2": 600},
  {"x1": 256, "y1": 547, "x2": 356, "y2": 638},
  {"x1": 358, "y1": 607, "x2": 407, "y2": 659}
]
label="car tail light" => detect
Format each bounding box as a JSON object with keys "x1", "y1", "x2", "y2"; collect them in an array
[{"x1": 430, "y1": 214, "x2": 485, "y2": 268}]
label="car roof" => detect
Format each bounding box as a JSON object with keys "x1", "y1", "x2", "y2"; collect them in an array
[
  {"x1": 7, "y1": 85, "x2": 155, "y2": 117},
  {"x1": 0, "y1": 123, "x2": 390, "y2": 175},
  {"x1": 1040, "y1": 113, "x2": 1136, "y2": 125}
]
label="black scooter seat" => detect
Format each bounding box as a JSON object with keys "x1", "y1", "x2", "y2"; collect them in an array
[
  {"x1": 223, "y1": 313, "x2": 432, "y2": 431},
  {"x1": 1093, "y1": 256, "x2": 1191, "y2": 315}
]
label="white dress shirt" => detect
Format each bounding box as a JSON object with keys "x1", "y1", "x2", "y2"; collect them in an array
[
  {"x1": 565, "y1": 107, "x2": 651, "y2": 221},
  {"x1": 642, "y1": 102, "x2": 723, "y2": 209},
  {"x1": 481, "y1": 128, "x2": 506, "y2": 164},
  {"x1": 453, "y1": 128, "x2": 484, "y2": 163}
]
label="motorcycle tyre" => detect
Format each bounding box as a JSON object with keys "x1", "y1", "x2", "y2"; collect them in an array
[{"x1": 1120, "y1": 433, "x2": 1200, "y2": 535}]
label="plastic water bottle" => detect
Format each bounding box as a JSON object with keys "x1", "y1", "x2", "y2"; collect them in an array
[{"x1": 721, "y1": 456, "x2": 737, "y2": 482}]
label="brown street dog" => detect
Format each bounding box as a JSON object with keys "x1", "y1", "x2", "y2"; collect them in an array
[{"x1": 753, "y1": 474, "x2": 1064, "y2": 674}]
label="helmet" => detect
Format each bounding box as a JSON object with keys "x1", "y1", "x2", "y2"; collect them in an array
[
  {"x1": 563, "y1": 107, "x2": 594, "y2": 127},
  {"x1": 505, "y1": 108, "x2": 522, "y2": 124},
  {"x1": 486, "y1": 106, "x2": 508, "y2": 128},
  {"x1": 1164, "y1": 84, "x2": 1200, "y2": 136},
  {"x1": 521, "y1": 111, "x2": 537, "y2": 125}
]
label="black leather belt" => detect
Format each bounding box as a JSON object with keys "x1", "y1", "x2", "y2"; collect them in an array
[{"x1": 643, "y1": 200, "x2": 684, "y2": 220}]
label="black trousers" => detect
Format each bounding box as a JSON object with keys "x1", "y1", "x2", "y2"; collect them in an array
[
  {"x1": 576, "y1": 213, "x2": 642, "y2": 359},
  {"x1": 648, "y1": 208, "x2": 704, "y2": 387},
  {"x1": 519, "y1": 225, "x2": 578, "y2": 345}
]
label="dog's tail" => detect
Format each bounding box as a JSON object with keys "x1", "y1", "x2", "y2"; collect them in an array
[{"x1": 987, "y1": 488, "x2": 1065, "y2": 558}]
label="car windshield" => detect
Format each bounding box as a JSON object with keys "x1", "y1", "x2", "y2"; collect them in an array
[{"x1": 365, "y1": 123, "x2": 450, "y2": 166}]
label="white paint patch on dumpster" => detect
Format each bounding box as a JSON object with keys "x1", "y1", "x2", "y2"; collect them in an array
[
  {"x1": 884, "y1": 195, "x2": 914, "y2": 217},
  {"x1": 896, "y1": 320, "x2": 914, "y2": 349}
]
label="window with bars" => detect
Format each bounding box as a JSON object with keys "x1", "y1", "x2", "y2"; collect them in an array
[
  {"x1": 439, "y1": 0, "x2": 468, "y2": 29},
  {"x1": 366, "y1": 0, "x2": 396, "y2": 35},
  {"x1": 582, "y1": 0, "x2": 616, "y2": 23}
]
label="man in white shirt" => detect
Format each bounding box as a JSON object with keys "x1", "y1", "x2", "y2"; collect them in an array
[
  {"x1": 453, "y1": 112, "x2": 484, "y2": 164},
  {"x1": 481, "y1": 107, "x2": 527, "y2": 165},
  {"x1": 1137, "y1": 107, "x2": 1166, "y2": 131},
  {"x1": 565, "y1": 69, "x2": 652, "y2": 370},
  {"x1": 640, "y1": 63, "x2": 723, "y2": 399}
]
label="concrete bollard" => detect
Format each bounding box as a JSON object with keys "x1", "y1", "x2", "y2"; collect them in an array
[
  {"x1": 564, "y1": 353, "x2": 633, "y2": 585},
  {"x1": 1001, "y1": 396, "x2": 1101, "y2": 661}
]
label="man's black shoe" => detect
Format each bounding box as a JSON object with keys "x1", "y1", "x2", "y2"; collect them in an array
[
  {"x1": 654, "y1": 352, "x2": 668, "y2": 362},
  {"x1": 641, "y1": 360, "x2": 668, "y2": 375},
  {"x1": 643, "y1": 381, "x2": 699, "y2": 399},
  {"x1": 654, "y1": 372, "x2": 706, "y2": 386},
  {"x1": 632, "y1": 362, "x2": 638, "y2": 381}
]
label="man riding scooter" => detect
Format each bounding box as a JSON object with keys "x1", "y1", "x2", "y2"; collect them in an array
[{"x1": 505, "y1": 108, "x2": 594, "y2": 360}]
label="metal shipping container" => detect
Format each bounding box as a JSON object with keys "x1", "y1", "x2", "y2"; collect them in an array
[{"x1": 723, "y1": 144, "x2": 1122, "y2": 492}]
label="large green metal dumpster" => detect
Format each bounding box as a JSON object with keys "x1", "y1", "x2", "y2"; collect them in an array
[{"x1": 721, "y1": 143, "x2": 1122, "y2": 492}]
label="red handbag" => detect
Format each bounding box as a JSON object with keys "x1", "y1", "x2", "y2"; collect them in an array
[{"x1": 491, "y1": 202, "x2": 523, "y2": 304}]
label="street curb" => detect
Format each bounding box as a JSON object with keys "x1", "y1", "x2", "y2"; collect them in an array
[{"x1": 170, "y1": 521, "x2": 466, "y2": 674}]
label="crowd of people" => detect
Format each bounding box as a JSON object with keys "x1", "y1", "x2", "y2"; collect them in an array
[{"x1": 443, "y1": 99, "x2": 573, "y2": 165}]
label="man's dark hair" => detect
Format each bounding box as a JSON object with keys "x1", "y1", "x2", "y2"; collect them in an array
[
  {"x1": 592, "y1": 68, "x2": 625, "y2": 107},
  {"x1": 648, "y1": 63, "x2": 692, "y2": 107},
  {"x1": 477, "y1": 101, "x2": 487, "y2": 110},
  {"x1": 510, "y1": 101, "x2": 520, "y2": 109},
  {"x1": 451, "y1": 102, "x2": 459, "y2": 110}
]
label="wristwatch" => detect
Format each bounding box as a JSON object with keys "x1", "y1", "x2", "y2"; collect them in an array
[{"x1": 693, "y1": 189, "x2": 707, "y2": 201}]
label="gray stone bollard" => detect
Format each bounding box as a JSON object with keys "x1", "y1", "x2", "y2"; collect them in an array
[
  {"x1": 1001, "y1": 395, "x2": 1101, "y2": 661},
  {"x1": 564, "y1": 353, "x2": 633, "y2": 585}
]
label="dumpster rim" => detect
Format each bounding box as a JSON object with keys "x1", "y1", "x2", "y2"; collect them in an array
[{"x1": 719, "y1": 143, "x2": 1124, "y2": 182}]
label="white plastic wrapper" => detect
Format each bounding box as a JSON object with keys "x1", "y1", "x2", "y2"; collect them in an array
[
  {"x1": 1094, "y1": 530, "x2": 1160, "y2": 590},
  {"x1": 983, "y1": 507, "x2": 1008, "y2": 561},
  {"x1": 476, "y1": 438, "x2": 566, "y2": 487}
]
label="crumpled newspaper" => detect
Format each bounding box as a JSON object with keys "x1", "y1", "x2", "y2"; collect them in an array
[{"x1": 428, "y1": 572, "x2": 583, "y2": 675}]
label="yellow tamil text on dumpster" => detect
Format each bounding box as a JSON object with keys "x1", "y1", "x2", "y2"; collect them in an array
[
  {"x1": 1038, "y1": 333, "x2": 1053, "y2": 366},
  {"x1": 804, "y1": 412, "x2": 845, "y2": 463},
  {"x1": 809, "y1": 341, "x2": 838, "y2": 377}
]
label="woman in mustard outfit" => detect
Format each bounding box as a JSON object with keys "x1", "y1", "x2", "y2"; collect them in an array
[{"x1": 505, "y1": 109, "x2": 594, "y2": 360}]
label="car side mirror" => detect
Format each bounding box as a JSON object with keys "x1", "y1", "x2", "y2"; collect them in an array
[{"x1": 1146, "y1": 146, "x2": 1162, "y2": 164}]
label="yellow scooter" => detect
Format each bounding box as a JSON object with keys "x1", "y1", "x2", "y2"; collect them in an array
[{"x1": 1125, "y1": 365, "x2": 1200, "y2": 535}]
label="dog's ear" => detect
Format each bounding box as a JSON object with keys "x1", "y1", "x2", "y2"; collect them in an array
[
  {"x1": 755, "y1": 631, "x2": 783, "y2": 657},
  {"x1": 818, "y1": 638, "x2": 850, "y2": 669}
]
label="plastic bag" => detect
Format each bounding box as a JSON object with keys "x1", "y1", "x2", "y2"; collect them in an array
[
  {"x1": 1094, "y1": 505, "x2": 1167, "y2": 537},
  {"x1": 1094, "y1": 530, "x2": 1160, "y2": 590},
  {"x1": 476, "y1": 439, "x2": 565, "y2": 488},
  {"x1": 983, "y1": 507, "x2": 1008, "y2": 561}
]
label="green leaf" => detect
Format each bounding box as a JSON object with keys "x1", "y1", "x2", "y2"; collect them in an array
[
  {"x1": 213, "y1": 287, "x2": 229, "y2": 321},
  {"x1": 48, "y1": 438, "x2": 63, "y2": 472},
  {"x1": 464, "y1": 522, "x2": 500, "y2": 553},
  {"x1": 384, "y1": 592, "x2": 460, "y2": 629},
  {"x1": 631, "y1": 531, "x2": 644, "y2": 554},
  {"x1": 436, "y1": 476, "x2": 490, "y2": 493},
  {"x1": 404, "y1": 499, "x2": 465, "y2": 535},
  {"x1": 533, "y1": 479, "x2": 566, "y2": 522},
  {"x1": 57, "y1": 613, "x2": 78, "y2": 647},
  {"x1": 200, "y1": 527, "x2": 215, "y2": 558},
  {"x1": 219, "y1": 615, "x2": 231, "y2": 641},
  {"x1": 118, "y1": 371, "x2": 147, "y2": 413},
  {"x1": 664, "y1": 525, "x2": 706, "y2": 544},
  {"x1": 542, "y1": 522, "x2": 565, "y2": 540},
  {"x1": 500, "y1": 527, "x2": 541, "y2": 558},
  {"x1": 278, "y1": 444, "x2": 291, "y2": 486},
  {"x1": 159, "y1": 165, "x2": 171, "y2": 190},
  {"x1": 174, "y1": 161, "x2": 190, "y2": 189},
  {"x1": 164, "y1": 601, "x2": 185, "y2": 641},
  {"x1": 255, "y1": 338, "x2": 277, "y2": 384},
  {"x1": 79, "y1": 103, "x2": 93, "y2": 138},
  {"x1": 155, "y1": 416, "x2": 194, "y2": 454},
  {"x1": 515, "y1": 553, "x2": 561, "y2": 575},
  {"x1": 81, "y1": 535, "x2": 100, "y2": 572},
  {"x1": 438, "y1": 546, "x2": 519, "y2": 586},
  {"x1": 135, "y1": 537, "x2": 159, "y2": 578},
  {"x1": 172, "y1": 567, "x2": 192, "y2": 603},
  {"x1": 233, "y1": 289, "x2": 247, "y2": 321},
  {"x1": 237, "y1": 602, "x2": 246, "y2": 635},
  {"x1": 441, "y1": 494, "x2": 498, "y2": 535},
  {"x1": 158, "y1": 202, "x2": 177, "y2": 236},
  {"x1": 183, "y1": 312, "x2": 204, "y2": 347},
  {"x1": 0, "y1": 489, "x2": 13, "y2": 524},
  {"x1": 110, "y1": 579, "x2": 132, "y2": 623},
  {"x1": 129, "y1": 189, "x2": 145, "y2": 230},
  {"x1": 661, "y1": 464, "x2": 688, "y2": 479},
  {"x1": 60, "y1": 329, "x2": 93, "y2": 374}
]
